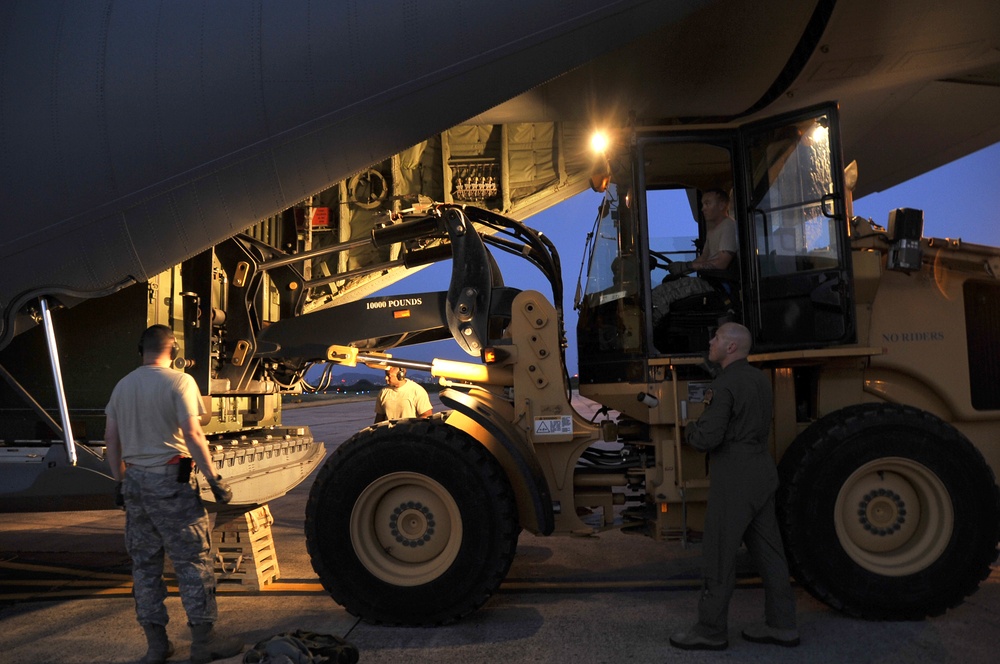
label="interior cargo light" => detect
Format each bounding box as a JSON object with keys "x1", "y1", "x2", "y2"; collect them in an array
[
  {"x1": 589, "y1": 129, "x2": 612, "y2": 193},
  {"x1": 590, "y1": 130, "x2": 610, "y2": 154},
  {"x1": 483, "y1": 348, "x2": 497, "y2": 363}
]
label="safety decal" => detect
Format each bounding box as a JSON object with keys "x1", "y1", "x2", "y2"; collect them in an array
[{"x1": 533, "y1": 416, "x2": 573, "y2": 436}]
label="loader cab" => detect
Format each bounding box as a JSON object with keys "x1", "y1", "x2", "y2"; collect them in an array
[{"x1": 577, "y1": 104, "x2": 856, "y2": 384}]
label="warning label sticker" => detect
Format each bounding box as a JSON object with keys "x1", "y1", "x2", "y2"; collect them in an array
[{"x1": 533, "y1": 416, "x2": 573, "y2": 436}]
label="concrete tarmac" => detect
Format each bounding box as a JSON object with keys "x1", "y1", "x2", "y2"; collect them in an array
[{"x1": 2, "y1": 396, "x2": 998, "y2": 663}]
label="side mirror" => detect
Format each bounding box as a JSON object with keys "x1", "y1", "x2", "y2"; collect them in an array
[
  {"x1": 844, "y1": 160, "x2": 858, "y2": 192},
  {"x1": 590, "y1": 157, "x2": 611, "y2": 193}
]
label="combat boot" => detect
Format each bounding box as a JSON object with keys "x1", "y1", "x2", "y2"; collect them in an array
[
  {"x1": 189, "y1": 622, "x2": 243, "y2": 663},
  {"x1": 139, "y1": 623, "x2": 174, "y2": 664},
  {"x1": 741, "y1": 622, "x2": 801, "y2": 647}
]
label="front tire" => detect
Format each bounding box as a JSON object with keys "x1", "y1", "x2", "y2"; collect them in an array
[
  {"x1": 778, "y1": 403, "x2": 1000, "y2": 620},
  {"x1": 305, "y1": 418, "x2": 519, "y2": 625}
]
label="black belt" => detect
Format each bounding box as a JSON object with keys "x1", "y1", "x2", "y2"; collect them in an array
[{"x1": 125, "y1": 463, "x2": 176, "y2": 476}]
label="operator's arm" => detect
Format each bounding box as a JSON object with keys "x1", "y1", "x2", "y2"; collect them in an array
[
  {"x1": 104, "y1": 418, "x2": 126, "y2": 481},
  {"x1": 668, "y1": 249, "x2": 735, "y2": 276},
  {"x1": 677, "y1": 217, "x2": 738, "y2": 274},
  {"x1": 691, "y1": 249, "x2": 734, "y2": 271},
  {"x1": 684, "y1": 387, "x2": 732, "y2": 453}
]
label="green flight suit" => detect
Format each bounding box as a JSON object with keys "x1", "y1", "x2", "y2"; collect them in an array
[{"x1": 685, "y1": 358, "x2": 797, "y2": 638}]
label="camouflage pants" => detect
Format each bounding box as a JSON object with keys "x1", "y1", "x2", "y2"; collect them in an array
[
  {"x1": 650, "y1": 277, "x2": 715, "y2": 326},
  {"x1": 123, "y1": 468, "x2": 217, "y2": 627}
]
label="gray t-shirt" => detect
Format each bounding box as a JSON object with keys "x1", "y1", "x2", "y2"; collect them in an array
[
  {"x1": 105, "y1": 365, "x2": 206, "y2": 466},
  {"x1": 703, "y1": 216, "x2": 738, "y2": 261},
  {"x1": 375, "y1": 380, "x2": 432, "y2": 420}
]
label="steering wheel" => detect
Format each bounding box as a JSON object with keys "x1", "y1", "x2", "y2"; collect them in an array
[
  {"x1": 650, "y1": 250, "x2": 685, "y2": 284},
  {"x1": 649, "y1": 250, "x2": 673, "y2": 271}
]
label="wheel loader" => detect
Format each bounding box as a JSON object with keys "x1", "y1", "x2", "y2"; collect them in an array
[{"x1": 293, "y1": 103, "x2": 1000, "y2": 625}]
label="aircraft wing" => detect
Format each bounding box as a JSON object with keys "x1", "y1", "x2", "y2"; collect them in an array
[
  {"x1": 0, "y1": 0, "x2": 702, "y2": 348},
  {"x1": 2, "y1": 0, "x2": 998, "y2": 347}
]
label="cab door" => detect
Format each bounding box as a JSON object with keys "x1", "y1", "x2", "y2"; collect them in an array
[{"x1": 738, "y1": 104, "x2": 855, "y2": 350}]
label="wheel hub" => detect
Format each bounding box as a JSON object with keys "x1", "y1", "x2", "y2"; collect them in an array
[
  {"x1": 835, "y1": 457, "x2": 952, "y2": 575},
  {"x1": 390, "y1": 501, "x2": 437, "y2": 547},
  {"x1": 350, "y1": 472, "x2": 463, "y2": 586},
  {"x1": 856, "y1": 488, "x2": 907, "y2": 536}
]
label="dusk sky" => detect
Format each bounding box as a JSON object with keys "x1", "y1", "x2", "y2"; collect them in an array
[{"x1": 370, "y1": 141, "x2": 1000, "y2": 378}]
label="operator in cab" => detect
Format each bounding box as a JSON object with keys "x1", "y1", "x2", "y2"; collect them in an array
[
  {"x1": 374, "y1": 367, "x2": 433, "y2": 423},
  {"x1": 650, "y1": 188, "x2": 738, "y2": 326}
]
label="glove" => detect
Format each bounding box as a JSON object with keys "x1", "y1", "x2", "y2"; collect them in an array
[
  {"x1": 114, "y1": 481, "x2": 125, "y2": 509},
  {"x1": 208, "y1": 474, "x2": 233, "y2": 504},
  {"x1": 667, "y1": 261, "x2": 692, "y2": 276}
]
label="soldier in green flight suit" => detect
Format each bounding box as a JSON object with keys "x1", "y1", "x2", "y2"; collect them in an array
[{"x1": 669, "y1": 322, "x2": 799, "y2": 651}]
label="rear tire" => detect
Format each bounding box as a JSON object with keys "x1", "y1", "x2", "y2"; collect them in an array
[
  {"x1": 305, "y1": 418, "x2": 519, "y2": 625},
  {"x1": 778, "y1": 403, "x2": 1000, "y2": 619}
]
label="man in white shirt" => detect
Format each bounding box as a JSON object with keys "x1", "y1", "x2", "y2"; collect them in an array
[{"x1": 374, "y1": 367, "x2": 433, "y2": 422}]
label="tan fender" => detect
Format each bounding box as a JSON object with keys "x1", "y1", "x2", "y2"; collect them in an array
[{"x1": 440, "y1": 387, "x2": 554, "y2": 535}]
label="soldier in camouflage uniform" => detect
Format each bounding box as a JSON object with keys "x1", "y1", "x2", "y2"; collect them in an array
[
  {"x1": 105, "y1": 325, "x2": 243, "y2": 664},
  {"x1": 123, "y1": 469, "x2": 217, "y2": 632}
]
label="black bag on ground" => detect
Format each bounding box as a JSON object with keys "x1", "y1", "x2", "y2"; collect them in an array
[{"x1": 243, "y1": 629, "x2": 359, "y2": 664}]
